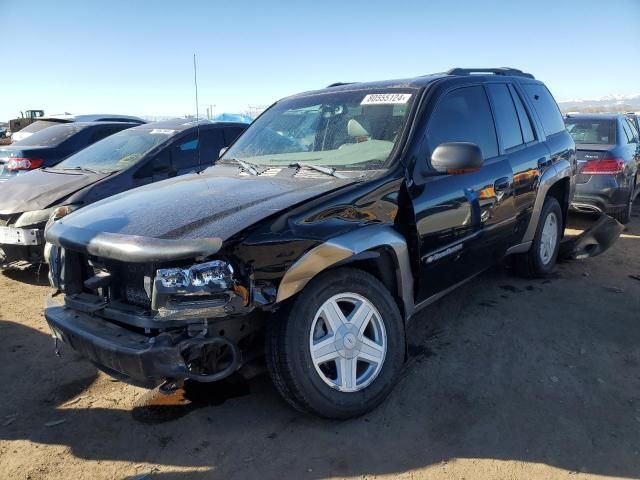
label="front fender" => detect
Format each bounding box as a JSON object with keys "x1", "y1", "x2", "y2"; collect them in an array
[{"x1": 275, "y1": 225, "x2": 415, "y2": 319}]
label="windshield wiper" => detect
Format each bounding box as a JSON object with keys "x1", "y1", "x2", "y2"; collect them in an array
[
  {"x1": 289, "y1": 162, "x2": 346, "y2": 179},
  {"x1": 224, "y1": 158, "x2": 259, "y2": 176},
  {"x1": 52, "y1": 166, "x2": 105, "y2": 174}
]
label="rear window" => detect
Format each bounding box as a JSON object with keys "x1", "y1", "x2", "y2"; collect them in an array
[
  {"x1": 522, "y1": 84, "x2": 565, "y2": 136},
  {"x1": 16, "y1": 120, "x2": 68, "y2": 134},
  {"x1": 565, "y1": 119, "x2": 616, "y2": 145},
  {"x1": 12, "y1": 123, "x2": 86, "y2": 147}
]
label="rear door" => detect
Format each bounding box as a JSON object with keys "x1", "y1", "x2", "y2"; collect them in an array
[
  {"x1": 409, "y1": 83, "x2": 515, "y2": 302},
  {"x1": 486, "y1": 83, "x2": 550, "y2": 238}
]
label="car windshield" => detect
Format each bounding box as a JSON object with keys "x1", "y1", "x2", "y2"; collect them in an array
[
  {"x1": 221, "y1": 89, "x2": 418, "y2": 170},
  {"x1": 13, "y1": 123, "x2": 85, "y2": 147},
  {"x1": 53, "y1": 127, "x2": 176, "y2": 172},
  {"x1": 565, "y1": 119, "x2": 616, "y2": 145}
]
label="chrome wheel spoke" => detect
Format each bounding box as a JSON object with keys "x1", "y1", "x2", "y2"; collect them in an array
[
  {"x1": 320, "y1": 300, "x2": 347, "y2": 332},
  {"x1": 349, "y1": 301, "x2": 373, "y2": 333},
  {"x1": 338, "y1": 357, "x2": 358, "y2": 391},
  {"x1": 358, "y1": 337, "x2": 385, "y2": 364},
  {"x1": 311, "y1": 336, "x2": 339, "y2": 365}
]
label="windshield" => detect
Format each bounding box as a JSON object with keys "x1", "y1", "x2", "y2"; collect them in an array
[
  {"x1": 13, "y1": 123, "x2": 85, "y2": 147},
  {"x1": 565, "y1": 119, "x2": 616, "y2": 145},
  {"x1": 53, "y1": 128, "x2": 176, "y2": 172},
  {"x1": 222, "y1": 89, "x2": 418, "y2": 170}
]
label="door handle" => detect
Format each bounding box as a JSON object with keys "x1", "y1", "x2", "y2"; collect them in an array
[{"x1": 494, "y1": 177, "x2": 510, "y2": 192}]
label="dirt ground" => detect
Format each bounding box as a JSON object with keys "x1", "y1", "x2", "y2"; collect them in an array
[{"x1": 1, "y1": 205, "x2": 639, "y2": 480}]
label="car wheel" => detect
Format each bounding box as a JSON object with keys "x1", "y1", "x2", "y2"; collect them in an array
[
  {"x1": 513, "y1": 196, "x2": 563, "y2": 278},
  {"x1": 266, "y1": 268, "x2": 405, "y2": 419},
  {"x1": 612, "y1": 183, "x2": 635, "y2": 224}
]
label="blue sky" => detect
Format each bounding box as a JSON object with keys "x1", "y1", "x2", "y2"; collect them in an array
[{"x1": 1, "y1": 0, "x2": 639, "y2": 121}]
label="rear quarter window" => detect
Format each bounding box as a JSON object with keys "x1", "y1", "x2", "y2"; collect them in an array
[{"x1": 522, "y1": 84, "x2": 565, "y2": 136}]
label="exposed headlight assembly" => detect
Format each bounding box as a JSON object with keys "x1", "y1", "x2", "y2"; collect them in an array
[
  {"x1": 14, "y1": 207, "x2": 57, "y2": 228},
  {"x1": 15, "y1": 204, "x2": 82, "y2": 229},
  {"x1": 156, "y1": 260, "x2": 235, "y2": 292},
  {"x1": 152, "y1": 260, "x2": 245, "y2": 318}
]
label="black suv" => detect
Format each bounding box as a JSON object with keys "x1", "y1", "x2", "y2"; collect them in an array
[{"x1": 44, "y1": 68, "x2": 575, "y2": 419}]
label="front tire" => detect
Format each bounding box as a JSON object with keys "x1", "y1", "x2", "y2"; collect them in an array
[
  {"x1": 513, "y1": 196, "x2": 563, "y2": 278},
  {"x1": 266, "y1": 268, "x2": 405, "y2": 419}
]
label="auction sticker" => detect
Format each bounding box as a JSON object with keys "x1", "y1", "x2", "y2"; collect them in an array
[
  {"x1": 361, "y1": 93, "x2": 412, "y2": 105},
  {"x1": 150, "y1": 129, "x2": 176, "y2": 135}
]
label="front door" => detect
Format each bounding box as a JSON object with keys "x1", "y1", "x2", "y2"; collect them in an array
[{"x1": 409, "y1": 84, "x2": 516, "y2": 302}]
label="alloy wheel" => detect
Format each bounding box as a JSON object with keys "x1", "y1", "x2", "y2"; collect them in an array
[{"x1": 309, "y1": 293, "x2": 387, "y2": 393}]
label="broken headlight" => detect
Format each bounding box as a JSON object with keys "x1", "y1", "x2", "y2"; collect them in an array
[
  {"x1": 151, "y1": 260, "x2": 242, "y2": 316},
  {"x1": 155, "y1": 260, "x2": 235, "y2": 293}
]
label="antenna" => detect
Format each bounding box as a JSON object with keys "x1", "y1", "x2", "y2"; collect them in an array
[{"x1": 193, "y1": 53, "x2": 201, "y2": 168}]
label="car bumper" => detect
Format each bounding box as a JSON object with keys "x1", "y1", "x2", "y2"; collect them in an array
[
  {"x1": 44, "y1": 295, "x2": 241, "y2": 386},
  {"x1": 571, "y1": 174, "x2": 630, "y2": 214}
]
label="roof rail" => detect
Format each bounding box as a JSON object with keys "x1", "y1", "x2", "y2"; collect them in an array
[
  {"x1": 326, "y1": 82, "x2": 357, "y2": 88},
  {"x1": 447, "y1": 67, "x2": 535, "y2": 79}
]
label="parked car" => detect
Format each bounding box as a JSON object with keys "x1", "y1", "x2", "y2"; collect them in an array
[
  {"x1": 10, "y1": 114, "x2": 145, "y2": 143},
  {"x1": 0, "y1": 119, "x2": 247, "y2": 269},
  {"x1": 44, "y1": 67, "x2": 576, "y2": 419},
  {"x1": 565, "y1": 113, "x2": 639, "y2": 223},
  {"x1": 0, "y1": 121, "x2": 140, "y2": 184}
]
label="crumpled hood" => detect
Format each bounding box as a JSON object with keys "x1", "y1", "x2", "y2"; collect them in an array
[
  {"x1": 0, "y1": 168, "x2": 110, "y2": 215},
  {"x1": 52, "y1": 172, "x2": 355, "y2": 243}
]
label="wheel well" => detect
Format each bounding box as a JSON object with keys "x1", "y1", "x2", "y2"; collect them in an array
[
  {"x1": 546, "y1": 178, "x2": 570, "y2": 228},
  {"x1": 333, "y1": 248, "x2": 406, "y2": 318}
]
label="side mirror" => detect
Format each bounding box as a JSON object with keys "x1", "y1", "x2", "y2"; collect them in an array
[
  {"x1": 431, "y1": 142, "x2": 484, "y2": 175},
  {"x1": 219, "y1": 147, "x2": 228, "y2": 159}
]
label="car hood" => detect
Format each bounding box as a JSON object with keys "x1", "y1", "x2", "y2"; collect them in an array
[
  {"x1": 50, "y1": 171, "x2": 355, "y2": 247},
  {"x1": 0, "y1": 168, "x2": 110, "y2": 215}
]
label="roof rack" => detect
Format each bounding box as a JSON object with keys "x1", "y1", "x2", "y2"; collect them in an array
[
  {"x1": 447, "y1": 67, "x2": 535, "y2": 79},
  {"x1": 326, "y1": 82, "x2": 357, "y2": 88}
]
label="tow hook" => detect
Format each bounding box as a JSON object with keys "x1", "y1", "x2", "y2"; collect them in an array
[{"x1": 560, "y1": 214, "x2": 624, "y2": 260}]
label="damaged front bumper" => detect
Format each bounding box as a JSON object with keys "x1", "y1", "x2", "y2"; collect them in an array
[
  {"x1": 560, "y1": 213, "x2": 624, "y2": 260},
  {"x1": 44, "y1": 294, "x2": 249, "y2": 387}
]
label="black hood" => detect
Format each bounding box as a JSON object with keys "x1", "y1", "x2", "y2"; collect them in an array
[
  {"x1": 50, "y1": 171, "x2": 355, "y2": 246},
  {"x1": 0, "y1": 168, "x2": 110, "y2": 215}
]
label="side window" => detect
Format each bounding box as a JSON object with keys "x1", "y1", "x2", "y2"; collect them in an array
[
  {"x1": 135, "y1": 149, "x2": 171, "y2": 178},
  {"x1": 198, "y1": 128, "x2": 226, "y2": 165},
  {"x1": 224, "y1": 127, "x2": 245, "y2": 145},
  {"x1": 426, "y1": 86, "x2": 498, "y2": 160},
  {"x1": 171, "y1": 133, "x2": 199, "y2": 171},
  {"x1": 621, "y1": 120, "x2": 633, "y2": 143},
  {"x1": 509, "y1": 85, "x2": 535, "y2": 143},
  {"x1": 624, "y1": 119, "x2": 638, "y2": 143},
  {"x1": 487, "y1": 84, "x2": 523, "y2": 150},
  {"x1": 522, "y1": 84, "x2": 565, "y2": 136}
]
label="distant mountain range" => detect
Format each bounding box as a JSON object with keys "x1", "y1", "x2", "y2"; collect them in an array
[{"x1": 558, "y1": 94, "x2": 640, "y2": 113}]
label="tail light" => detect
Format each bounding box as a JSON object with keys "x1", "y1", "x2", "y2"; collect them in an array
[
  {"x1": 580, "y1": 158, "x2": 625, "y2": 175},
  {"x1": 6, "y1": 157, "x2": 44, "y2": 171}
]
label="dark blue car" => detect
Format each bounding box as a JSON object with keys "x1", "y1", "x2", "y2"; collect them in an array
[
  {"x1": 0, "y1": 121, "x2": 140, "y2": 184},
  {"x1": 565, "y1": 113, "x2": 640, "y2": 223}
]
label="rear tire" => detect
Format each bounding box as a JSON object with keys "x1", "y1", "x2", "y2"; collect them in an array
[
  {"x1": 611, "y1": 183, "x2": 635, "y2": 224},
  {"x1": 513, "y1": 196, "x2": 563, "y2": 278},
  {"x1": 266, "y1": 268, "x2": 405, "y2": 419}
]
